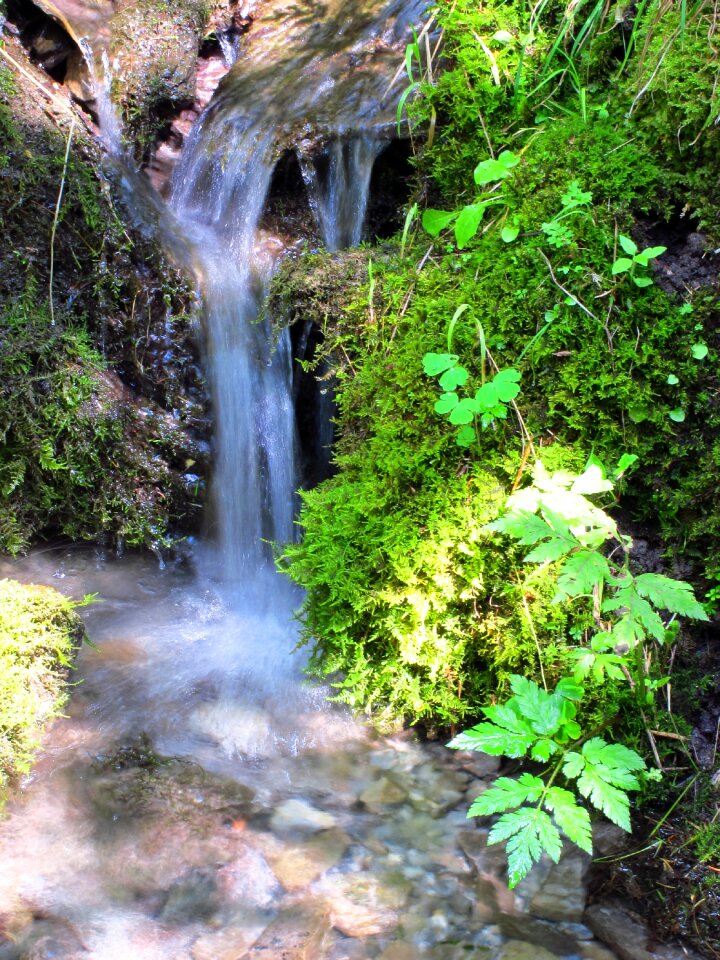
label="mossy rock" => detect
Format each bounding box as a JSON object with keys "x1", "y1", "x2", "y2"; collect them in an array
[{"x1": 0, "y1": 578, "x2": 84, "y2": 804}]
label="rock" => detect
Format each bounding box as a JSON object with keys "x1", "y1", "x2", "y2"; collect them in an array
[
  {"x1": 454, "y1": 752, "x2": 502, "y2": 778},
  {"x1": 330, "y1": 901, "x2": 399, "y2": 938},
  {"x1": 591, "y1": 821, "x2": 627, "y2": 858},
  {"x1": 528, "y1": 849, "x2": 590, "y2": 923},
  {"x1": 581, "y1": 942, "x2": 622, "y2": 960},
  {"x1": 216, "y1": 847, "x2": 281, "y2": 908},
  {"x1": 191, "y1": 910, "x2": 268, "y2": 960},
  {"x1": 498, "y1": 940, "x2": 562, "y2": 960},
  {"x1": 430, "y1": 946, "x2": 492, "y2": 960},
  {"x1": 243, "y1": 905, "x2": 331, "y2": 960},
  {"x1": 264, "y1": 828, "x2": 350, "y2": 891},
  {"x1": 497, "y1": 915, "x2": 582, "y2": 955},
  {"x1": 159, "y1": 867, "x2": 221, "y2": 922},
  {"x1": 191, "y1": 702, "x2": 275, "y2": 758},
  {"x1": 378, "y1": 943, "x2": 419, "y2": 960},
  {"x1": 359, "y1": 776, "x2": 409, "y2": 807},
  {"x1": 270, "y1": 798, "x2": 337, "y2": 833},
  {"x1": 582, "y1": 903, "x2": 703, "y2": 960},
  {"x1": 324, "y1": 874, "x2": 403, "y2": 937}
]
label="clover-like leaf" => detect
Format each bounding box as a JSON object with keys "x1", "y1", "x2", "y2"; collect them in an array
[
  {"x1": 423, "y1": 352, "x2": 458, "y2": 376},
  {"x1": 434, "y1": 392, "x2": 459, "y2": 414},
  {"x1": 439, "y1": 366, "x2": 469, "y2": 391}
]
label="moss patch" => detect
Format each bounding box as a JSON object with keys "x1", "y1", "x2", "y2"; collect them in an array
[{"x1": 0, "y1": 578, "x2": 84, "y2": 803}]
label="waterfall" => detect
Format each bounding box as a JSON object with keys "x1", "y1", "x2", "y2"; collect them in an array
[
  {"x1": 78, "y1": 39, "x2": 123, "y2": 156},
  {"x1": 299, "y1": 136, "x2": 385, "y2": 252}
]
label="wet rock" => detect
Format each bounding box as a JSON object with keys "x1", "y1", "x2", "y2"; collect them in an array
[
  {"x1": 191, "y1": 702, "x2": 275, "y2": 758},
  {"x1": 159, "y1": 867, "x2": 221, "y2": 922},
  {"x1": 430, "y1": 946, "x2": 492, "y2": 960},
  {"x1": 191, "y1": 908, "x2": 269, "y2": 960},
  {"x1": 497, "y1": 915, "x2": 582, "y2": 956},
  {"x1": 359, "y1": 776, "x2": 409, "y2": 808},
  {"x1": 263, "y1": 828, "x2": 350, "y2": 891},
  {"x1": 243, "y1": 905, "x2": 332, "y2": 960},
  {"x1": 591, "y1": 822, "x2": 627, "y2": 858},
  {"x1": 528, "y1": 849, "x2": 590, "y2": 923},
  {"x1": 216, "y1": 847, "x2": 281, "y2": 908},
  {"x1": 498, "y1": 940, "x2": 562, "y2": 960},
  {"x1": 270, "y1": 798, "x2": 338, "y2": 833},
  {"x1": 377, "y1": 943, "x2": 418, "y2": 960},
  {"x1": 581, "y1": 942, "x2": 625, "y2": 960},
  {"x1": 323, "y1": 874, "x2": 405, "y2": 937},
  {"x1": 454, "y1": 752, "x2": 502, "y2": 779},
  {"x1": 584, "y1": 903, "x2": 702, "y2": 960}
]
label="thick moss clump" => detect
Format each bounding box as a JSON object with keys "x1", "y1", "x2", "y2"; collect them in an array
[
  {"x1": 278, "y1": 0, "x2": 720, "y2": 730},
  {"x1": 0, "y1": 578, "x2": 83, "y2": 802}
]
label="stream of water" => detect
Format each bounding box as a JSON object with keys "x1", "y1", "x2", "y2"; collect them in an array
[{"x1": 0, "y1": 1, "x2": 603, "y2": 956}]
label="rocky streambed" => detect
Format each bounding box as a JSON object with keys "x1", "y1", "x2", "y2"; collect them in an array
[{"x1": 0, "y1": 547, "x2": 697, "y2": 960}]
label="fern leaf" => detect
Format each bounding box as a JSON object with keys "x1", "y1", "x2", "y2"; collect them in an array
[
  {"x1": 485, "y1": 510, "x2": 554, "y2": 545},
  {"x1": 554, "y1": 550, "x2": 611, "y2": 601},
  {"x1": 447, "y1": 721, "x2": 534, "y2": 757},
  {"x1": 544, "y1": 787, "x2": 593, "y2": 853},
  {"x1": 633, "y1": 573, "x2": 709, "y2": 621},
  {"x1": 576, "y1": 767, "x2": 631, "y2": 831},
  {"x1": 489, "y1": 808, "x2": 561, "y2": 887},
  {"x1": 468, "y1": 773, "x2": 544, "y2": 816}
]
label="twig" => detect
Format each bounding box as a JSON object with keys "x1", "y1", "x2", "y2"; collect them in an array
[
  {"x1": 49, "y1": 117, "x2": 76, "y2": 326},
  {"x1": 538, "y1": 249, "x2": 597, "y2": 319}
]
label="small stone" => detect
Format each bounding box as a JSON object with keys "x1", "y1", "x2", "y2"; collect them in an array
[
  {"x1": 454, "y1": 752, "x2": 502, "y2": 778},
  {"x1": 243, "y1": 905, "x2": 331, "y2": 960},
  {"x1": 265, "y1": 828, "x2": 350, "y2": 891},
  {"x1": 271, "y1": 798, "x2": 337, "y2": 833},
  {"x1": 378, "y1": 943, "x2": 419, "y2": 960},
  {"x1": 191, "y1": 912, "x2": 268, "y2": 960},
  {"x1": 581, "y1": 942, "x2": 623, "y2": 960},
  {"x1": 359, "y1": 776, "x2": 409, "y2": 807},
  {"x1": 497, "y1": 915, "x2": 581, "y2": 955},
  {"x1": 330, "y1": 901, "x2": 399, "y2": 938},
  {"x1": 528, "y1": 849, "x2": 590, "y2": 923},
  {"x1": 498, "y1": 939, "x2": 562, "y2": 960}
]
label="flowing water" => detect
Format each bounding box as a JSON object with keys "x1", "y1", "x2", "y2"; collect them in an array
[{"x1": 0, "y1": 1, "x2": 604, "y2": 956}]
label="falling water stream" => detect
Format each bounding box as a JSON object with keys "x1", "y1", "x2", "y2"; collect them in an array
[{"x1": 0, "y1": 1, "x2": 604, "y2": 957}]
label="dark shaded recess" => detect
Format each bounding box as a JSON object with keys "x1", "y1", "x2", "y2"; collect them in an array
[
  {"x1": 262, "y1": 147, "x2": 319, "y2": 243},
  {"x1": 5, "y1": 0, "x2": 73, "y2": 82},
  {"x1": 637, "y1": 209, "x2": 720, "y2": 296},
  {"x1": 366, "y1": 137, "x2": 414, "y2": 240}
]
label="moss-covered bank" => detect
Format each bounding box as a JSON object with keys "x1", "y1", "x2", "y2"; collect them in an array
[
  {"x1": 0, "y1": 31, "x2": 208, "y2": 554},
  {"x1": 0, "y1": 578, "x2": 83, "y2": 804}
]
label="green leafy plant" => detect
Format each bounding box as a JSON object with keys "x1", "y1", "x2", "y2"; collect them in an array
[
  {"x1": 423, "y1": 350, "x2": 520, "y2": 446},
  {"x1": 421, "y1": 150, "x2": 520, "y2": 249},
  {"x1": 487, "y1": 460, "x2": 708, "y2": 696},
  {"x1": 449, "y1": 674, "x2": 650, "y2": 886},
  {"x1": 541, "y1": 180, "x2": 593, "y2": 248},
  {"x1": 611, "y1": 235, "x2": 666, "y2": 287}
]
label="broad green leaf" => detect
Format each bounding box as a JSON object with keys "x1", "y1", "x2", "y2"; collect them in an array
[
  {"x1": 474, "y1": 150, "x2": 519, "y2": 186},
  {"x1": 570, "y1": 464, "x2": 613, "y2": 495},
  {"x1": 544, "y1": 787, "x2": 593, "y2": 853},
  {"x1": 614, "y1": 453, "x2": 639, "y2": 477},
  {"x1": 501, "y1": 224, "x2": 520, "y2": 243},
  {"x1": 448, "y1": 397, "x2": 478, "y2": 424},
  {"x1": 493, "y1": 367, "x2": 522, "y2": 401},
  {"x1": 562, "y1": 751, "x2": 585, "y2": 780},
  {"x1": 669, "y1": 407, "x2": 686, "y2": 422},
  {"x1": 576, "y1": 766, "x2": 632, "y2": 831},
  {"x1": 439, "y1": 366, "x2": 469, "y2": 391},
  {"x1": 555, "y1": 677, "x2": 585, "y2": 701},
  {"x1": 634, "y1": 245, "x2": 666, "y2": 265},
  {"x1": 434, "y1": 392, "x2": 459, "y2": 414},
  {"x1": 508, "y1": 676, "x2": 560, "y2": 735},
  {"x1": 455, "y1": 203, "x2": 485, "y2": 249},
  {"x1": 468, "y1": 772, "x2": 545, "y2": 816},
  {"x1": 667, "y1": 374, "x2": 679, "y2": 385},
  {"x1": 692, "y1": 343, "x2": 709, "y2": 360},
  {"x1": 633, "y1": 572, "x2": 709, "y2": 620},
  {"x1": 447, "y1": 721, "x2": 534, "y2": 757},
  {"x1": 618, "y1": 234, "x2": 638, "y2": 256},
  {"x1": 554, "y1": 550, "x2": 611, "y2": 601},
  {"x1": 423, "y1": 352, "x2": 458, "y2": 375},
  {"x1": 611, "y1": 257, "x2": 633, "y2": 275},
  {"x1": 531, "y1": 739, "x2": 557, "y2": 761},
  {"x1": 422, "y1": 208, "x2": 458, "y2": 237},
  {"x1": 482, "y1": 700, "x2": 536, "y2": 735},
  {"x1": 633, "y1": 276, "x2": 653, "y2": 288},
  {"x1": 456, "y1": 425, "x2": 476, "y2": 447}
]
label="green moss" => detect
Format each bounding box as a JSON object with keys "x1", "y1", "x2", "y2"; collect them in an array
[{"x1": 0, "y1": 579, "x2": 83, "y2": 803}]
